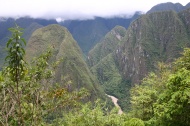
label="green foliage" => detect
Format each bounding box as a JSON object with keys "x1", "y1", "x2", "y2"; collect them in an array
[
  {"x1": 60, "y1": 100, "x2": 130, "y2": 126},
  {"x1": 154, "y1": 68, "x2": 190, "y2": 125},
  {"x1": 125, "y1": 118, "x2": 145, "y2": 126},
  {"x1": 175, "y1": 48, "x2": 190, "y2": 70},
  {"x1": 59, "y1": 100, "x2": 146, "y2": 126},
  {"x1": 129, "y1": 48, "x2": 190, "y2": 126},
  {"x1": 130, "y1": 73, "x2": 160, "y2": 120},
  {"x1": 0, "y1": 45, "x2": 89, "y2": 126},
  {"x1": 5, "y1": 24, "x2": 26, "y2": 82},
  {"x1": 153, "y1": 48, "x2": 190, "y2": 126},
  {"x1": 129, "y1": 62, "x2": 170, "y2": 120},
  {"x1": 2, "y1": 24, "x2": 27, "y2": 125}
]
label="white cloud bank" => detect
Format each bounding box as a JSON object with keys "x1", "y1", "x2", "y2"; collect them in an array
[{"x1": 0, "y1": 0, "x2": 189, "y2": 20}]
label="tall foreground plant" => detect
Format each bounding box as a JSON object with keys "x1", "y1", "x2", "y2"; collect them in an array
[
  {"x1": 0, "y1": 25, "x2": 89, "y2": 126},
  {"x1": 6, "y1": 24, "x2": 26, "y2": 81},
  {"x1": 5, "y1": 24, "x2": 26, "y2": 125}
]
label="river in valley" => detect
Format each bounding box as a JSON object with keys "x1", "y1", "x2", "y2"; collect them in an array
[{"x1": 106, "y1": 94, "x2": 123, "y2": 114}]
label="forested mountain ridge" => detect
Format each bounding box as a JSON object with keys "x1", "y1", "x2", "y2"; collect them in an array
[
  {"x1": 88, "y1": 8, "x2": 190, "y2": 111},
  {"x1": 147, "y1": 2, "x2": 190, "y2": 14},
  {"x1": 25, "y1": 24, "x2": 105, "y2": 101}
]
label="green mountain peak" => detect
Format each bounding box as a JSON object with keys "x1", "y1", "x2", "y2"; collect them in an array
[{"x1": 26, "y1": 24, "x2": 105, "y2": 100}]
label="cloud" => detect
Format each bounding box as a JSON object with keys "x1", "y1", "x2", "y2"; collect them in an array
[{"x1": 0, "y1": 0, "x2": 189, "y2": 20}]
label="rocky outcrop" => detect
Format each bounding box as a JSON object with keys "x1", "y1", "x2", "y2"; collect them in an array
[{"x1": 116, "y1": 10, "x2": 190, "y2": 84}]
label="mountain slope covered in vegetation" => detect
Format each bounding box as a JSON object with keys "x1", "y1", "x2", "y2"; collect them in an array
[
  {"x1": 26, "y1": 24, "x2": 105, "y2": 100},
  {"x1": 88, "y1": 8, "x2": 190, "y2": 111}
]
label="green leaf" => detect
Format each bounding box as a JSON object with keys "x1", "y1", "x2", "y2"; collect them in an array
[
  {"x1": 21, "y1": 38, "x2": 26, "y2": 45},
  {"x1": 6, "y1": 38, "x2": 13, "y2": 47}
]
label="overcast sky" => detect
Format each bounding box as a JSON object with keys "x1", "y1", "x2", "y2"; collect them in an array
[{"x1": 0, "y1": 0, "x2": 189, "y2": 21}]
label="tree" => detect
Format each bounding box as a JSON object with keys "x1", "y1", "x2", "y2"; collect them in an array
[
  {"x1": 129, "y1": 62, "x2": 170, "y2": 121},
  {"x1": 2, "y1": 24, "x2": 27, "y2": 125},
  {"x1": 154, "y1": 48, "x2": 190, "y2": 126}
]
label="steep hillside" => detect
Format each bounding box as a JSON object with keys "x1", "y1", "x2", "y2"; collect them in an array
[
  {"x1": 26, "y1": 24, "x2": 105, "y2": 100},
  {"x1": 147, "y1": 2, "x2": 190, "y2": 14},
  {"x1": 88, "y1": 9, "x2": 190, "y2": 111},
  {"x1": 117, "y1": 10, "x2": 189, "y2": 84},
  {"x1": 179, "y1": 7, "x2": 190, "y2": 37},
  {"x1": 87, "y1": 26, "x2": 127, "y2": 67}
]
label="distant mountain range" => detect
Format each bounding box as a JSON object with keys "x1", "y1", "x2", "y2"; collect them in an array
[
  {"x1": 0, "y1": 17, "x2": 57, "y2": 45},
  {"x1": 60, "y1": 12, "x2": 141, "y2": 54}
]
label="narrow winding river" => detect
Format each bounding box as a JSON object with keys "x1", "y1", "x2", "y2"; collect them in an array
[{"x1": 107, "y1": 94, "x2": 123, "y2": 114}]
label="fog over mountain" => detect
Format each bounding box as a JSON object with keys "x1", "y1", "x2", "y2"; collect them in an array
[{"x1": 0, "y1": 0, "x2": 189, "y2": 20}]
